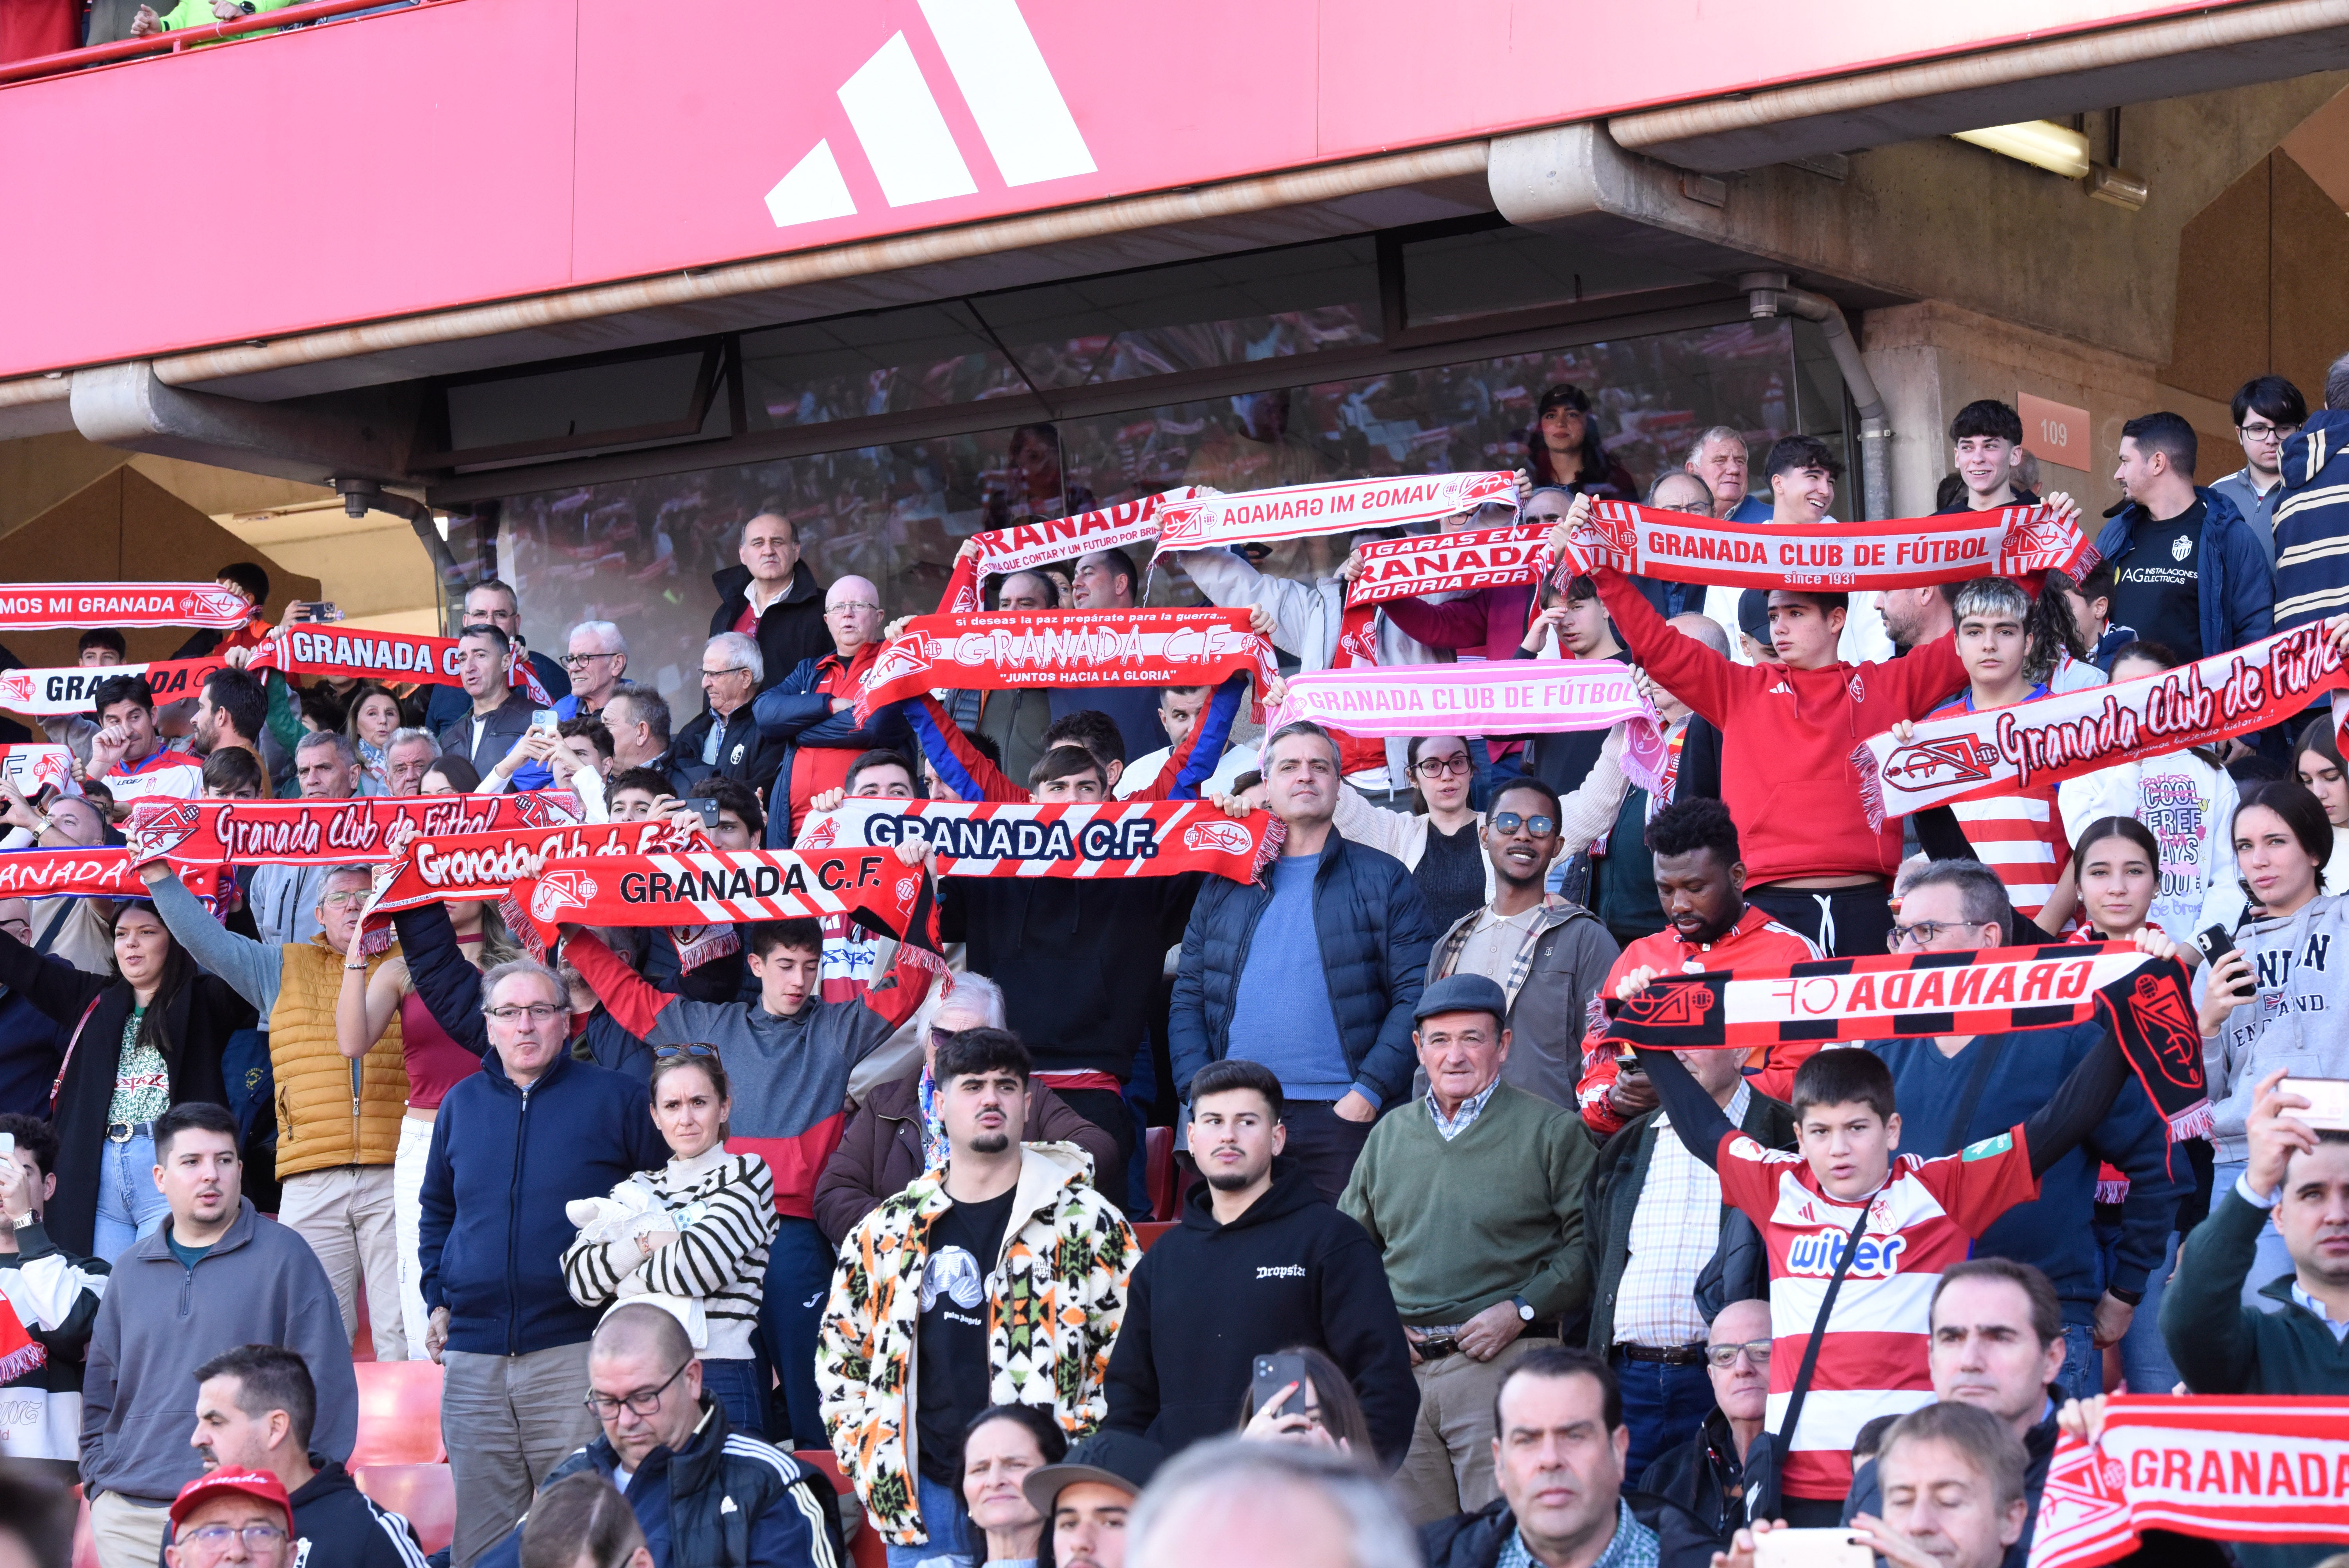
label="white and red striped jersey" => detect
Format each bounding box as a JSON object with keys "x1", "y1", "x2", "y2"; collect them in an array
[
  {"x1": 1712, "y1": 1123, "x2": 2041, "y2": 1500},
  {"x1": 1932, "y1": 689, "x2": 2069, "y2": 921},
  {"x1": 96, "y1": 746, "x2": 203, "y2": 805}
]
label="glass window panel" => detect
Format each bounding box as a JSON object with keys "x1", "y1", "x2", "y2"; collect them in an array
[
  {"x1": 445, "y1": 351, "x2": 708, "y2": 453},
  {"x1": 1401, "y1": 225, "x2": 1707, "y2": 327},
  {"x1": 739, "y1": 305, "x2": 1022, "y2": 431}
]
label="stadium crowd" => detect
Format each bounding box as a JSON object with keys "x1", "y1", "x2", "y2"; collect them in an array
[{"x1": 2, "y1": 360, "x2": 2349, "y2": 1568}]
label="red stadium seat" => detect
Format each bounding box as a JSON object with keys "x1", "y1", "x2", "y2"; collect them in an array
[
  {"x1": 797, "y1": 1447, "x2": 888, "y2": 1568},
  {"x1": 354, "y1": 1465, "x2": 454, "y2": 1556},
  {"x1": 1144, "y1": 1125, "x2": 1176, "y2": 1219},
  {"x1": 351, "y1": 1361, "x2": 446, "y2": 1466},
  {"x1": 1133, "y1": 1219, "x2": 1175, "y2": 1252}
]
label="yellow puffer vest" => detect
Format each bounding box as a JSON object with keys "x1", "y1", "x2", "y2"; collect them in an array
[{"x1": 272, "y1": 939, "x2": 407, "y2": 1180}]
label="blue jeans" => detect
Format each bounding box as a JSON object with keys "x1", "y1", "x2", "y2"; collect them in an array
[
  {"x1": 1609, "y1": 1352, "x2": 1715, "y2": 1484},
  {"x1": 92, "y1": 1131, "x2": 169, "y2": 1263},
  {"x1": 2094, "y1": 1223, "x2": 2181, "y2": 1394},
  {"x1": 883, "y1": 1474, "x2": 976, "y2": 1568},
  {"x1": 760, "y1": 1217, "x2": 834, "y2": 1448},
  {"x1": 2054, "y1": 1323, "x2": 2101, "y2": 1404},
  {"x1": 699, "y1": 1356, "x2": 769, "y2": 1441}
]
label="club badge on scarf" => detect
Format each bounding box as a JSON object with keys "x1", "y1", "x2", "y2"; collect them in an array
[
  {"x1": 2028, "y1": 1397, "x2": 2349, "y2": 1568},
  {"x1": 362, "y1": 818, "x2": 711, "y2": 915},
  {"x1": 0, "y1": 583, "x2": 251, "y2": 631},
  {"x1": 1153, "y1": 471, "x2": 1520, "y2": 551},
  {"x1": 1554, "y1": 501, "x2": 2096, "y2": 590},
  {"x1": 130, "y1": 792, "x2": 583, "y2": 865},
  {"x1": 1600, "y1": 942, "x2": 2211, "y2": 1144},
  {"x1": 0, "y1": 745, "x2": 72, "y2": 798},
  {"x1": 795, "y1": 797, "x2": 1276, "y2": 882},
  {"x1": 515, "y1": 848, "x2": 937, "y2": 963},
  {"x1": 251, "y1": 627, "x2": 553, "y2": 706},
  {"x1": 0, "y1": 656, "x2": 228, "y2": 717},
  {"x1": 1854, "y1": 622, "x2": 2349, "y2": 827},
  {"x1": 853, "y1": 608, "x2": 1276, "y2": 723},
  {"x1": 936, "y1": 488, "x2": 1211, "y2": 615},
  {"x1": 1343, "y1": 523, "x2": 1551, "y2": 608}
]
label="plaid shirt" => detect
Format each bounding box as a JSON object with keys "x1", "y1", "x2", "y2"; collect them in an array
[
  {"x1": 1430, "y1": 898, "x2": 1583, "y2": 1010},
  {"x1": 1497, "y1": 1502, "x2": 1658, "y2": 1568},
  {"x1": 1426, "y1": 1078, "x2": 1500, "y2": 1141},
  {"x1": 1614, "y1": 1084, "x2": 1750, "y2": 1349}
]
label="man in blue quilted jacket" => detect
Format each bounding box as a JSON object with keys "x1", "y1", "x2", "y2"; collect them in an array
[{"x1": 1170, "y1": 719, "x2": 1434, "y2": 1201}]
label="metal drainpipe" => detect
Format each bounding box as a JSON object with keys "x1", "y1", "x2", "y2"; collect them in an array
[
  {"x1": 1737, "y1": 271, "x2": 1892, "y2": 521},
  {"x1": 335, "y1": 479, "x2": 462, "y2": 635}
]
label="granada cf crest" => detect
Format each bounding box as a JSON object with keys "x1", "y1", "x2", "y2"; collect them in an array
[
  {"x1": 2129, "y1": 971, "x2": 2203, "y2": 1088},
  {"x1": 1620, "y1": 978, "x2": 1716, "y2": 1028},
  {"x1": 1881, "y1": 737, "x2": 2001, "y2": 788},
  {"x1": 132, "y1": 800, "x2": 201, "y2": 858}
]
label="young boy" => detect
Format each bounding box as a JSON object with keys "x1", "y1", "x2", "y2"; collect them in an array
[
  {"x1": 1626, "y1": 1028, "x2": 2134, "y2": 1522},
  {"x1": 1938, "y1": 401, "x2": 2039, "y2": 514}
]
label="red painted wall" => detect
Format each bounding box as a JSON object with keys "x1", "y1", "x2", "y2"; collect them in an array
[{"x1": 0, "y1": 0, "x2": 2210, "y2": 378}]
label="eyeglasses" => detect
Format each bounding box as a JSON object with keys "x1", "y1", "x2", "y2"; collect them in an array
[
  {"x1": 2239, "y1": 422, "x2": 2300, "y2": 444},
  {"x1": 585, "y1": 1357, "x2": 691, "y2": 1418},
  {"x1": 827, "y1": 600, "x2": 881, "y2": 615},
  {"x1": 180, "y1": 1523, "x2": 290, "y2": 1551},
  {"x1": 654, "y1": 1044, "x2": 719, "y2": 1060},
  {"x1": 700, "y1": 666, "x2": 750, "y2": 681},
  {"x1": 562, "y1": 651, "x2": 619, "y2": 668},
  {"x1": 484, "y1": 1003, "x2": 567, "y2": 1023},
  {"x1": 320, "y1": 891, "x2": 370, "y2": 911},
  {"x1": 1887, "y1": 919, "x2": 1963, "y2": 950},
  {"x1": 1413, "y1": 754, "x2": 1472, "y2": 778},
  {"x1": 1492, "y1": 811, "x2": 1558, "y2": 837},
  {"x1": 1705, "y1": 1339, "x2": 1772, "y2": 1368}
]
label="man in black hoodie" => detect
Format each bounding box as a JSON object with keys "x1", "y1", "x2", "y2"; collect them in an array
[
  {"x1": 185, "y1": 1344, "x2": 423, "y2": 1567},
  {"x1": 1103, "y1": 1058, "x2": 1416, "y2": 1465}
]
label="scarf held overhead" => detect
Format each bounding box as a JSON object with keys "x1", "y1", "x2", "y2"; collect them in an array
[
  {"x1": 2027, "y1": 1397, "x2": 2349, "y2": 1568},
  {"x1": 0, "y1": 656, "x2": 228, "y2": 718},
  {"x1": 1600, "y1": 942, "x2": 2211, "y2": 1142},
  {"x1": 1854, "y1": 622, "x2": 2349, "y2": 826},
  {"x1": 362, "y1": 818, "x2": 712, "y2": 914},
  {"x1": 0, "y1": 583, "x2": 251, "y2": 630},
  {"x1": 852, "y1": 608, "x2": 1276, "y2": 723},
  {"x1": 1554, "y1": 501, "x2": 2096, "y2": 590},
  {"x1": 1342, "y1": 522, "x2": 1551, "y2": 609},
  {"x1": 0, "y1": 846, "x2": 223, "y2": 904},
  {"x1": 251, "y1": 627, "x2": 554, "y2": 705},
  {"x1": 517, "y1": 847, "x2": 933, "y2": 954},
  {"x1": 794, "y1": 797, "x2": 1276, "y2": 882},
  {"x1": 129, "y1": 792, "x2": 583, "y2": 865},
  {"x1": 0, "y1": 745, "x2": 72, "y2": 798},
  {"x1": 936, "y1": 488, "x2": 1210, "y2": 614},
  {"x1": 1153, "y1": 470, "x2": 1520, "y2": 551}
]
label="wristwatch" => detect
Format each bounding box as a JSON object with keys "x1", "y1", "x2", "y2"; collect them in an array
[{"x1": 1511, "y1": 1295, "x2": 1536, "y2": 1322}]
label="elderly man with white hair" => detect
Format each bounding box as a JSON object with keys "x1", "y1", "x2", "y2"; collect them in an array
[
  {"x1": 813, "y1": 971, "x2": 1121, "y2": 1245},
  {"x1": 555, "y1": 620, "x2": 629, "y2": 721},
  {"x1": 752, "y1": 573, "x2": 914, "y2": 840},
  {"x1": 674, "y1": 630, "x2": 782, "y2": 795}
]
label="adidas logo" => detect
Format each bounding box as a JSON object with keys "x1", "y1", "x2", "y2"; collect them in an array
[
  {"x1": 767, "y1": 0, "x2": 1095, "y2": 228},
  {"x1": 1768, "y1": 681, "x2": 1794, "y2": 695}
]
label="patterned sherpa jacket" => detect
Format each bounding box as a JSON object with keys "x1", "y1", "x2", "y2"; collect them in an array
[{"x1": 817, "y1": 1140, "x2": 1136, "y2": 1545}]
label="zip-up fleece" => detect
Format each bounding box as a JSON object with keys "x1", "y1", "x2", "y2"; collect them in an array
[
  {"x1": 818, "y1": 1142, "x2": 1135, "y2": 1545},
  {"x1": 81, "y1": 1198, "x2": 359, "y2": 1504},
  {"x1": 417, "y1": 1051, "x2": 669, "y2": 1358},
  {"x1": 1593, "y1": 566, "x2": 1966, "y2": 887},
  {"x1": 1103, "y1": 1157, "x2": 1416, "y2": 1465},
  {"x1": 568, "y1": 930, "x2": 929, "y2": 1218},
  {"x1": 2204, "y1": 893, "x2": 2349, "y2": 1162}
]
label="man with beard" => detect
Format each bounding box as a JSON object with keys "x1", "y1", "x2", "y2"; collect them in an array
[{"x1": 1103, "y1": 1058, "x2": 1415, "y2": 1463}]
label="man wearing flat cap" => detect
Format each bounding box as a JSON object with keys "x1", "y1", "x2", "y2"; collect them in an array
[{"x1": 1339, "y1": 973, "x2": 1600, "y2": 1526}]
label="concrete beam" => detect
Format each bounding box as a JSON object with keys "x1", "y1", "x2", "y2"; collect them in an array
[{"x1": 68, "y1": 362, "x2": 421, "y2": 487}]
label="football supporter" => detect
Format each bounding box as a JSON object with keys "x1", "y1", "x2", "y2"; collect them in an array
[{"x1": 86, "y1": 674, "x2": 203, "y2": 804}]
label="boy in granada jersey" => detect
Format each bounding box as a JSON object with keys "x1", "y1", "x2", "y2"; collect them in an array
[
  {"x1": 1574, "y1": 796, "x2": 1821, "y2": 1138},
  {"x1": 1614, "y1": 949, "x2": 2157, "y2": 1523}
]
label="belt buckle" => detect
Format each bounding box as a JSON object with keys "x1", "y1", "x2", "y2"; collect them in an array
[{"x1": 106, "y1": 1123, "x2": 134, "y2": 1144}]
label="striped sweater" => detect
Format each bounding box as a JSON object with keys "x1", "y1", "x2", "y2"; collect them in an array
[
  {"x1": 560, "y1": 1149, "x2": 780, "y2": 1360},
  {"x1": 2274, "y1": 410, "x2": 2349, "y2": 631}
]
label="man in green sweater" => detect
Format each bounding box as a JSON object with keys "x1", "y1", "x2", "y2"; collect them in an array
[
  {"x1": 1340, "y1": 973, "x2": 1599, "y2": 1526},
  {"x1": 2161, "y1": 1066, "x2": 2349, "y2": 1568}
]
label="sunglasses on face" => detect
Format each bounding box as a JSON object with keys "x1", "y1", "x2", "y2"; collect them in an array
[{"x1": 1492, "y1": 812, "x2": 1556, "y2": 837}]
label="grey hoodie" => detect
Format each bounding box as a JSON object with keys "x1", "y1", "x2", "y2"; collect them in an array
[
  {"x1": 80, "y1": 1197, "x2": 358, "y2": 1504},
  {"x1": 2205, "y1": 893, "x2": 2349, "y2": 1163}
]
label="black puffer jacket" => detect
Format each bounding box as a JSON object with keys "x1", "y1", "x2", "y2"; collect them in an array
[
  {"x1": 1168, "y1": 832, "x2": 1433, "y2": 1105},
  {"x1": 0, "y1": 930, "x2": 253, "y2": 1256},
  {"x1": 710, "y1": 560, "x2": 832, "y2": 695}
]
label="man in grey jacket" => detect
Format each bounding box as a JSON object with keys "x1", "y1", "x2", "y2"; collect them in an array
[{"x1": 80, "y1": 1102, "x2": 356, "y2": 1568}]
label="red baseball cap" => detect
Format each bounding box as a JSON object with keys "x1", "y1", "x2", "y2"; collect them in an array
[{"x1": 169, "y1": 1467, "x2": 293, "y2": 1533}]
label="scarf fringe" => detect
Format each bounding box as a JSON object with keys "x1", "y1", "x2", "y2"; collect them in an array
[
  {"x1": 2166, "y1": 1099, "x2": 2215, "y2": 1142},
  {"x1": 0, "y1": 1337, "x2": 46, "y2": 1383},
  {"x1": 1852, "y1": 741, "x2": 1889, "y2": 832}
]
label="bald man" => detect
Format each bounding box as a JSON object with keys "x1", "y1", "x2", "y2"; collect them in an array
[{"x1": 754, "y1": 574, "x2": 914, "y2": 838}]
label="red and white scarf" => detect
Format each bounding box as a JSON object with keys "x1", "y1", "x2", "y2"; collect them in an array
[
  {"x1": 795, "y1": 797, "x2": 1277, "y2": 882},
  {"x1": 935, "y1": 488, "x2": 1209, "y2": 614},
  {"x1": 2029, "y1": 1397, "x2": 2349, "y2": 1568},
  {"x1": 0, "y1": 745, "x2": 73, "y2": 798},
  {"x1": 128, "y1": 792, "x2": 583, "y2": 865},
  {"x1": 1553, "y1": 501, "x2": 2097, "y2": 590},
  {"x1": 1854, "y1": 623, "x2": 2349, "y2": 827},
  {"x1": 852, "y1": 608, "x2": 1276, "y2": 724},
  {"x1": 1153, "y1": 471, "x2": 1520, "y2": 551},
  {"x1": 517, "y1": 847, "x2": 937, "y2": 960},
  {"x1": 251, "y1": 627, "x2": 554, "y2": 705},
  {"x1": 0, "y1": 583, "x2": 251, "y2": 630},
  {"x1": 0, "y1": 657, "x2": 228, "y2": 717},
  {"x1": 1343, "y1": 522, "x2": 1550, "y2": 608},
  {"x1": 362, "y1": 818, "x2": 711, "y2": 916},
  {"x1": 0, "y1": 846, "x2": 221, "y2": 904}
]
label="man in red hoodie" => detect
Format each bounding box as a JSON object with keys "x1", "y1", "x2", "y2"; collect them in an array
[{"x1": 1561, "y1": 496, "x2": 1967, "y2": 959}]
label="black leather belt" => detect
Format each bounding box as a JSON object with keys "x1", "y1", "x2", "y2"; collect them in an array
[{"x1": 1617, "y1": 1343, "x2": 1708, "y2": 1366}]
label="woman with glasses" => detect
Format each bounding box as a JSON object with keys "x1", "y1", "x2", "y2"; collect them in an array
[
  {"x1": 1328, "y1": 733, "x2": 1489, "y2": 935},
  {"x1": 561, "y1": 1046, "x2": 781, "y2": 1438},
  {"x1": 0, "y1": 895, "x2": 251, "y2": 1259},
  {"x1": 339, "y1": 896, "x2": 526, "y2": 1359}
]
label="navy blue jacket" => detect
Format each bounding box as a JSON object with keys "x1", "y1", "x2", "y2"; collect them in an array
[
  {"x1": 2274, "y1": 410, "x2": 2349, "y2": 633},
  {"x1": 1169, "y1": 832, "x2": 1433, "y2": 1105},
  {"x1": 752, "y1": 653, "x2": 913, "y2": 847},
  {"x1": 1868, "y1": 1023, "x2": 2184, "y2": 1322},
  {"x1": 2090, "y1": 486, "x2": 2273, "y2": 661},
  {"x1": 0, "y1": 984, "x2": 62, "y2": 1118},
  {"x1": 418, "y1": 1048, "x2": 668, "y2": 1356}
]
